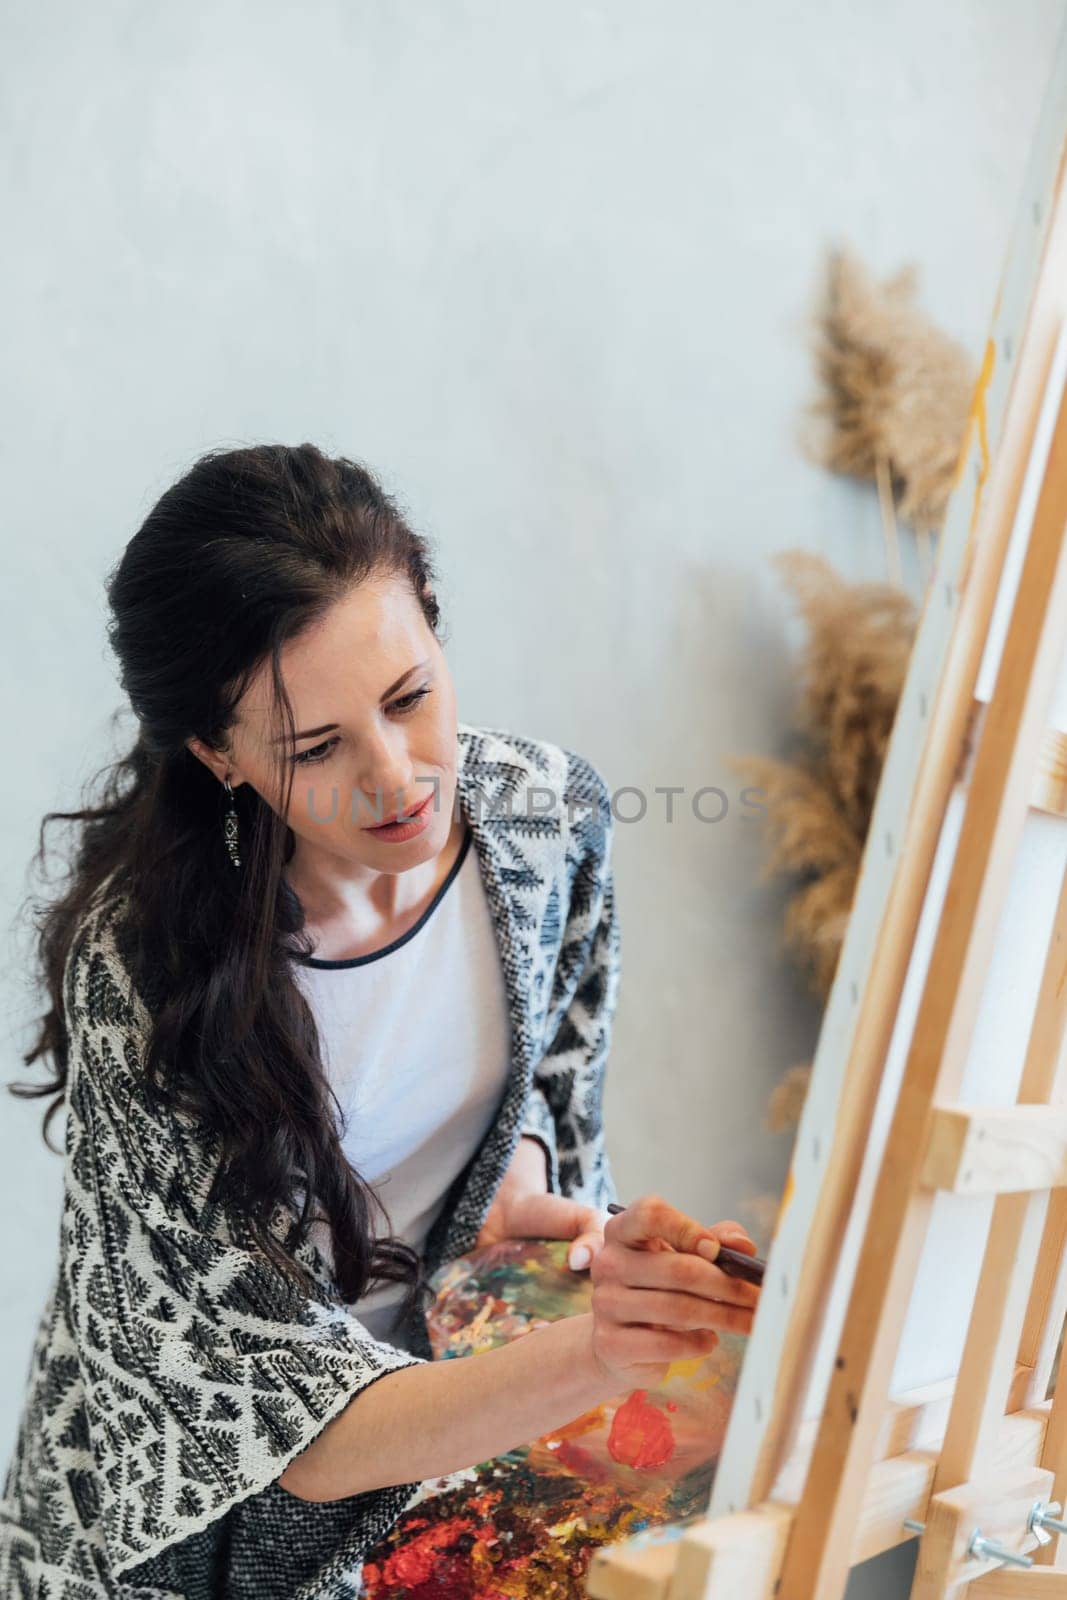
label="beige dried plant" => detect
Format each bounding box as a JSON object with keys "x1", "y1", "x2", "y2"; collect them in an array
[
  {"x1": 731, "y1": 549, "x2": 918, "y2": 1001},
  {"x1": 804, "y1": 247, "x2": 975, "y2": 537},
  {"x1": 765, "y1": 1063, "x2": 813, "y2": 1133},
  {"x1": 731, "y1": 750, "x2": 859, "y2": 1000}
]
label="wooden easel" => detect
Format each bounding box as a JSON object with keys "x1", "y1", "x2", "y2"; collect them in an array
[{"x1": 585, "y1": 31, "x2": 1067, "y2": 1600}]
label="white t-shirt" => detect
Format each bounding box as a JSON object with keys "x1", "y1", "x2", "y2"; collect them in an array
[{"x1": 291, "y1": 826, "x2": 512, "y2": 1343}]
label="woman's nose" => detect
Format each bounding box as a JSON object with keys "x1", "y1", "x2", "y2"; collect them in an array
[{"x1": 355, "y1": 735, "x2": 415, "y2": 819}]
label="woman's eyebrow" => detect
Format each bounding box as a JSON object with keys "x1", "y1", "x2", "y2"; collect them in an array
[{"x1": 273, "y1": 660, "x2": 431, "y2": 743}]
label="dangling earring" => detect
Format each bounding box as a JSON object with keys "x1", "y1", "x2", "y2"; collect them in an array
[{"x1": 223, "y1": 777, "x2": 242, "y2": 869}]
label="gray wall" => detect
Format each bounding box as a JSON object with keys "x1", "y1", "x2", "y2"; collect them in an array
[{"x1": 3, "y1": 3, "x2": 1063, "y2": 1592}]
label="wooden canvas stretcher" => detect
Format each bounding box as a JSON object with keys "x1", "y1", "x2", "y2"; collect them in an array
[{"x1": 586, "y1": 28, "x2": 1067, "y2": 1600}]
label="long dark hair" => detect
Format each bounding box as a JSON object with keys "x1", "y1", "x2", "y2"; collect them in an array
[{"x1": 9, "y1": 441, "x2": 445, "y2": 1324}]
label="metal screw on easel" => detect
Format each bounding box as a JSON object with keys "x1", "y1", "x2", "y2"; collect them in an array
[
  {"x1": 1029, "y1": 1500, "x2": 1067, "y2": 1542},
  {"x1": 969, "y1": 1529, "x2": 1034, "y2": 1569},
  {"x1": 901, "y1": 1521, "x2": 1034, "y2": 1569}
]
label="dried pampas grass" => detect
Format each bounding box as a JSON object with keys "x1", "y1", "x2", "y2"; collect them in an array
[
  {"x1": 765, "y1": 1063, "x2": 813, "y2": 1133},
  {"x1": 730, "y1": 751, "x2": 859, "y2": 999},
  {"x1": 804, "y1": 247, "x2": 975, "y2": 541},
  {"x1": 731, "y1": 550, "x2": 918, "y2": 1000},
  {"x1": 774, "y1": 549, "x2": 917, "y2": 833}
]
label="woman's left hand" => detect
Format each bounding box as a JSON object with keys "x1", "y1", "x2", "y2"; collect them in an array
[{"x1": 475, "y1": 1135, "x2": 609, "y2": 1272}]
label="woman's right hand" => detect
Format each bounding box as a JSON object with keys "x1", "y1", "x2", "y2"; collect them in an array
[{"x1": 586, "y1": 1194, "x2": 761, "y2": 1390}]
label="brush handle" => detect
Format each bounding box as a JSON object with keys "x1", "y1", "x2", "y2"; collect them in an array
[{"x1": 604, "y1": 1201, "x2": 766, "y2": 1286}]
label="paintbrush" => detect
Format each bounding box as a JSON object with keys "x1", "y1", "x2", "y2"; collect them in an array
[{"x1": 605, "y1": 1201, "x2": 766, "y2": 1287}]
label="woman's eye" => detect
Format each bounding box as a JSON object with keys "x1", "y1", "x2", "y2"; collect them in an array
[
  {"x1": 391, "y1": 686, "x2": 432, "y2": 716},
  {"x1": 291, "y1": 688, "x2": 430, "y2": 766},
  {"x1": 293, "y1": 738, "x2": 338, "y2": 767}
]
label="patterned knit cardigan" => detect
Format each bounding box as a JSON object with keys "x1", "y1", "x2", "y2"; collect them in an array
[{"x1": 0, "y1": 722, "x2": 621, "y2": 1600}]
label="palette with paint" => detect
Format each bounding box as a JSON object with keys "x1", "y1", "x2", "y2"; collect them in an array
[{"x1": 357, "y1": 1237, "x2": 747, "y2": 1598}]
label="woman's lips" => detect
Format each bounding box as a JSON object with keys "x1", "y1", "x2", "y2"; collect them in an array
[
  {"x1": 370, "y1": 791, "x2": 433, "y2": 827},
  {"x1": 365, "y1": 789, "x2": 435, "y2": 834}
]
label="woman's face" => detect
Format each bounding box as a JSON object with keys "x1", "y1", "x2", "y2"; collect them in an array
[{"x1": 187, "y1": 573, "x2": 459, "y2": 873}]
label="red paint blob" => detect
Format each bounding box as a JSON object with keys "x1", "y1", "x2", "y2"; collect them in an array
[
  {"x1": 382, "y1": 1515, "x2": 477, "y2": 1588},
  {"x1": 606, "y1": 1388, "x2": 676, "y2": 1470}
]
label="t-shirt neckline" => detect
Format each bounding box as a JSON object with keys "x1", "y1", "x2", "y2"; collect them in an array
[{"x1": 293, "y1": 825, "x2": 473, "y2": 970}]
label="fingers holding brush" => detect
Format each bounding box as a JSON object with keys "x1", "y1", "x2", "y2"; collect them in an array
[
  {"x1": 608, "y1": 1234, "x2": 761, "y2": 1312},
  {"x1": 605, "y1": 1198, "x2": 766, "y2": 1290}
]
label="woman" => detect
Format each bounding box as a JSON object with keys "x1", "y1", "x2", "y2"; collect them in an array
[{"x1": 1, "y1": 443, "x2": 761, "y2": 1599}]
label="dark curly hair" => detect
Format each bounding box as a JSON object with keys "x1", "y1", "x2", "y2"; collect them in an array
[{"x1": 9, "y1": 441, "x2": 446, "y2": 1326}]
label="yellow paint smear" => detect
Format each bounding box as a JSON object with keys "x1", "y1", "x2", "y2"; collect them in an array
[
  {"x1": 662, "y1": 1355, "x2": 722, "y2": 1389},
  {"x1": 664, "y1": 1355, "x2": 707, "y2": 1381},
  {"x1": 956, "y1": 335, "x2": 996, "y2": 536},
  {"x1": 778, "y1": 1161, "x2": 796, "y2": 1223}
]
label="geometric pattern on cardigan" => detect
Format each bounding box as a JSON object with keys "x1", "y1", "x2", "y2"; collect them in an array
[{"x1": 0, "y1": 721, "x2": 621, "y2": 1599}]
